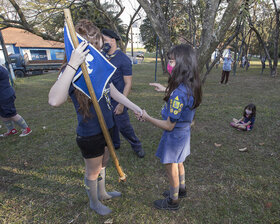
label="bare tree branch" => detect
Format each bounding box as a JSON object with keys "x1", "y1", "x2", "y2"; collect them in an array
[
  {"x1": 125, "y1": 5, "x2": 142, "y2": 49},
  {"x1": 8, "y1": 0, "x2": 31, "y2": 30},
  {"x1": 202, "y1": 23, "x2": 241, "y2": 83},
  {"x1": 248, "y1": 13, "x2": 273, "y2": 74},
  {"x1": 114, "y1": 0, "x2": 125, "y2": 19},
  {"x1": 137, "y1": 0, "x2": 172, "y2": 69},
  {"x1": 271, "y1": 0, "x2": 279, "y2": 76},
  {"x1": 198, "y1": 0, "x2": 243, "y2": 73}
]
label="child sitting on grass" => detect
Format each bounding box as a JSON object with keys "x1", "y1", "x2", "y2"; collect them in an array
[{"x1": 230, "y1": 104, "x2": 256, "y2": 131}]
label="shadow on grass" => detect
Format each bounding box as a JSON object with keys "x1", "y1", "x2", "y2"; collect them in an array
[{"x1": 0, "y1": 66, "x2": 280, "y2": 223}]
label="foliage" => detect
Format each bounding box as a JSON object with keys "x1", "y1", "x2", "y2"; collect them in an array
[
  {"x1": 0, "y1": 0, "x2": 70, "y2": 40},
  {"x1": 139, "y1": 17, "x2": 157, "y2": 52},
  {"x1": 0, "y1": 0, "x2": 127, "y2": 42},
  {"x1": 138, "y1": 0, "x2": 279, "y2": 62},
  {"x1": 248, "y1": 0, "x2": 280, "y2": 57},
  {"x1": 70, "y1": 1, "x2": 127, "y2": 42}
]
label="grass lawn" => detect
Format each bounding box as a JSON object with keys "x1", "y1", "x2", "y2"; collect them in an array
[{"x1": 0, "y1": 62, "x2": 279, "y2": 224}]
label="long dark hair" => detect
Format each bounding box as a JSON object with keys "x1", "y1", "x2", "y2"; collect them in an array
[
  {"x1": 164, "y1": 44, "x2": 202, "y2": 109},
  {"x1": 59, "y1": 19, "x2": 103, "y2": 119},
  {"x1": 243, "y1": 104, "x2": 256, "y2": 118}
]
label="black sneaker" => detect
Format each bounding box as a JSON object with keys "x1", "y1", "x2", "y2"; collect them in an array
[
  {"x1": 162, "y1": 188, "x2": 187, "y2": 198},
  {"x1": 153, "y1": 197, "x2": 179, "y2": 210},
  {"x1": 136, "y1": 149, "x2": 145, "y2": 158}
]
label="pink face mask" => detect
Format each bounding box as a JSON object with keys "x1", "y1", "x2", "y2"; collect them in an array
[{"x1": 167, "y1": 63, "x2": 174, "y2": 75}]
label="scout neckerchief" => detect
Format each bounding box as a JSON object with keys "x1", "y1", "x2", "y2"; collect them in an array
[
  {"x1": 102, "y1": 48, "x2": 120, "y2": 109},
  {"x1": 104, "y1": 48, "x2": 121, "y2": 61}
]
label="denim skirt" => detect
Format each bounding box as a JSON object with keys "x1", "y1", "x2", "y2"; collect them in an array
[{"x1": 156, "y1": 125, "x2": 191, "y2": 164}]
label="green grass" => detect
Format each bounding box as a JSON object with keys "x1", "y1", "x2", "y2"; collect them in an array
[{"x1": 0, "y1": 62, "x2": 279, "y2": 224}]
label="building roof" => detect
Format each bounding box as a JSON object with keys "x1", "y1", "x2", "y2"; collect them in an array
[{"x1": 2, "y1": 27, "x2": 64, "y2": 49}]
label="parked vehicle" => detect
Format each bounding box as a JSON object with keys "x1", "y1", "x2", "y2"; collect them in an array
[
  {"x1": 126, "y1": 51, "x2": 145, "y2": 64},
  {"x1": 9, "y1": 54, "x2": 62, "y2": 77}
]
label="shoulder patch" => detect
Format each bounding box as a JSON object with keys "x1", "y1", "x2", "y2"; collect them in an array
[{"x1": 172, "y1": 98, "x2": 180, "y2": 109}]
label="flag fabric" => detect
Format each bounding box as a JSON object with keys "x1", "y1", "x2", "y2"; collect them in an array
[{"x1": 64, "y1": 23, "x2": 116, "y2": 101}]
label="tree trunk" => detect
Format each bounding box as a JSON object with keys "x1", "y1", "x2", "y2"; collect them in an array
[
  {"x1": 272, "y1": 0, "x2": 279, "y2": 77},
  {"x1": 159, "y1": 44, "x2": 165, "y2": 74},
  {"x1": 245, "y1": 30, "x2": 252, "y2": 71},
  {"x1": 137, "y1": 0, "x2": 171, "y2": 73},
  {"x1": 202, "y1": 24, "x2": 241, "y2": 83},
  {"x1": 138, "y1": 0, "x2": 243, "y2": 78},
  {"x1": 233, "y1": 35, "x2": 239, "y2": 76},
  {"x1": 249, "y1": 24, "x2": 273, "y2": 75},
  {"x1": 198, "y1": 0, "x2": 243, "y2": 74}
]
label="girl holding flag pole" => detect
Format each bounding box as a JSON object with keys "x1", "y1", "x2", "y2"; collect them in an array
[{"x1": 48, "y1": 19, "x2": 143, "y2": 216}]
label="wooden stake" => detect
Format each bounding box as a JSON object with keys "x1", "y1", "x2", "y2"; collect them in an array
[{"x1": 64, "y1": 9, "x2": 126, "y2": 182}]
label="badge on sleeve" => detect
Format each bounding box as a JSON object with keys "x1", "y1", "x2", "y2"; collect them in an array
[
  {"x1": 172, "y1": 96, "x2": 180, "y2": 109},
  {"x1": 170, "y1": 95, "x2": 183, "y2": 115}
]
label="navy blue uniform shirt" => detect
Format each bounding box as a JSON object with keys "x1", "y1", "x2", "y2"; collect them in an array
[
  {"x1": 69, "y1": 83, "x2": 114, "y2": 136},
  {"x1": 108, "y1": 50, "x2": 132, "y2": 108},
  {"x1": 244, "y1": 116, "x2": 255, "y2": 127},
  {"x1": 161, "y1": 84, "x2": 195, "y2": 127},
  {"x1": 0, "y1": 65, "x2": 15, "y2": 102}
]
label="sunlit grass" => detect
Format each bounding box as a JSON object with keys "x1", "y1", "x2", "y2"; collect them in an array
[{"x1": 0, "y1": 62, "x2": 279, "y2": 223}]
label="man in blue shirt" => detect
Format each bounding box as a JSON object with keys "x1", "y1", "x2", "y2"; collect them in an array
[{"x1": 101, "y1": 29, "x2": 145, "y2": 158}]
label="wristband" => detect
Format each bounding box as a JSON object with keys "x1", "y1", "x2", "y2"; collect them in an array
[{"x1": 67, "y1": 63, "x2": 77, "y2": 72}]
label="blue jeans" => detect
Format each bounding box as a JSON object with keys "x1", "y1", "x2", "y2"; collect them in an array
[{"x1": 112, "y1": 108, "x2": 142, "y2": 152}]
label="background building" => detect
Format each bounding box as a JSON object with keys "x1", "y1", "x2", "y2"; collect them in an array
[
  {"x1": 0, "y1": 28, "x2": 64, "y2": 65},
  {"x1": 127, "y1": 23, "x2": 144, "y2": 49}
]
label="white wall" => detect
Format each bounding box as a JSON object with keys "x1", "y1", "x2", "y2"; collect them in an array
[
  {"x1": 128, "y1": 24, "x2": 145, "y2": 48},
  {"x1": 0, "y1": 44, "x2": 15, "y2": 66},
  {"x1": 0, "y1": 49, "x2": 5, "y2": 66}
]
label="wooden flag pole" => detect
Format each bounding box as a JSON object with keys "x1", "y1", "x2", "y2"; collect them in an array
[{"x1": 64, "y1": 9, "x2": 126, "y2": 182}]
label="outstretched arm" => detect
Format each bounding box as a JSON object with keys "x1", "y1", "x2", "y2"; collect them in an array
[
  {"x1": 110, "y1": 83, "x2": 142, "y2": 115},
  {"x1": 114, "y1": 75, "x2": 132, "y2": 115},
  {"x1": 48, "y1": 41, "x2": 89, "y2": 107},
  {"x1": 149, "y1": 83, "x2": 166, "y2": 92},
  {"x1": 141, "y1": 110, "x2": 176, "y2": 131}
]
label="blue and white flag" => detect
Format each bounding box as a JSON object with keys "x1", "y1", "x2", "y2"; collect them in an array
[{"x1": 64, "y1": 23, "x2": 116, "y2": 101}]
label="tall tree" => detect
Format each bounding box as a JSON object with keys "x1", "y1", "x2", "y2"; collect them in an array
[
  {"x1": 248, "y1": 0, "x2": 279, "y2": 76},
  {"x1": 90, "y1": 0, "x2": 142, "y2": 52},
  {"x1": 139, "y1": 17, "x2": 157, "y2": 52},
  {"x1": 137, "y1": 0, "x2": 172, "y2": 72},
  {"x1": 0, "y1": 0, "x2": 74, "y2": 40},
  {"x1": 137, "y1": 0, "x2": 243, "y2": 77},
  {"x1": 0, "y1": 0, "x2": 142, "y2": 52},
  {"x1": 271, "y1": 0, "x2": 279, "y2": 76},
  {"x1": 197, "y1": 0, "x2": 243, "y2": 73}
]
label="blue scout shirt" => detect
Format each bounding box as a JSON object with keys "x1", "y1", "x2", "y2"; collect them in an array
[
  {"x1": 0, "y1": 65, "x2": 15, "y2": 101},
  {"x1": 69, "y1": 83, "x2": 114, "y2": 136},
  {"x1": 223, "y1": 57, "x2": 233, "y2": 71},
  {"x1": 107, "y1": 50, "x2": 132, "y2": 108},
  {"x1": 161, "y1": 84, "x2": 195, "y2": 127}
]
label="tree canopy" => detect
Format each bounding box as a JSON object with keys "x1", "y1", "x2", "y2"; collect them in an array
[{"x1": 1, "y1": 0, "x2": 279, "y2": 76}]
